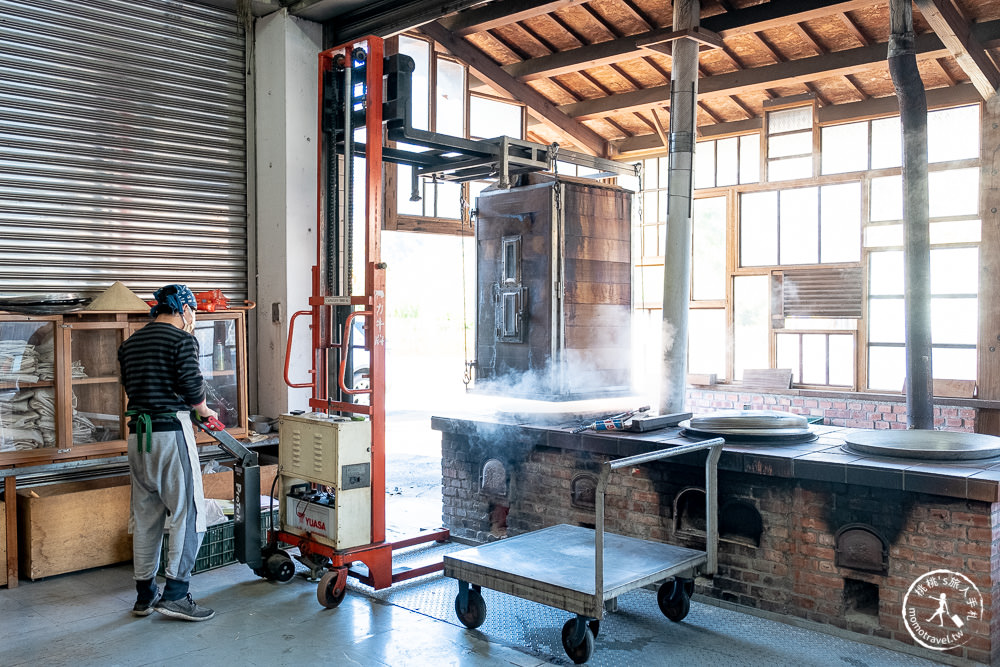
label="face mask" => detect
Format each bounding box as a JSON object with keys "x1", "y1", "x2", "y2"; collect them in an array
[{"x1": 182, "y1": 309, "x2": 196, "y2": 334}]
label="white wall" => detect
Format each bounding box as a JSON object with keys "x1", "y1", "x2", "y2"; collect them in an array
[{"x1": 254, "y1": 10, "x2": 321, "y2": 416}]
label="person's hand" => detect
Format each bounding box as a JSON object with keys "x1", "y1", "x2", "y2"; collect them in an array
[{"x1": 193, "y1": 400, "x2": 218, "y2": 420}]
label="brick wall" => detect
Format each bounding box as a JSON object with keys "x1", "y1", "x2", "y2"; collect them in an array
[
  {"x1": 686, "y1": 388, "x2": 977, "y2": 432},
  {"x1": 441, "y1": 430, "x2": 999, "y2": 664}
]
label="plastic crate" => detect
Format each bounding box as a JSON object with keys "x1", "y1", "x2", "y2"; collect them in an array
[{"x1": 158, "y1": 508, "x2": 279, "y2": 575}]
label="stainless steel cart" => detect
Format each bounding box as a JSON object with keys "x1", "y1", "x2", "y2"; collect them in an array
[{"x1": 444, "y1": 438, "x2": 724, "y2": 664}]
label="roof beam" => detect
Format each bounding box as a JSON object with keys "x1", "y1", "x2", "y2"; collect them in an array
[
  {"x1": 559, "y1": 20, "x2": 1000, "y2": 120},
  {"x1": 437, "y1": 0, "x2": 589, "y2": 37},
  {"x1": 913, "y1": 0, "x2": 1000, "y2": 99},
  {"x1": 502, "y1": 0, "x2": 876, "y2": 81},
  {"x1": 419, "y1": 21, "x2": 610, "y2": 157}
]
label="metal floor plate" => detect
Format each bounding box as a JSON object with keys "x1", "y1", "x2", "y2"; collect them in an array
[{"x1": 332, "y1": 541, "x2": 948, "y2": 667}]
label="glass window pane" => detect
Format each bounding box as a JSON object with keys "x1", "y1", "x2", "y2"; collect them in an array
[
  {"x1": 776, "y1": 333, "x2": 800, "y2": 383},
  {"x1": 784, "y1": 317, "x2": 857, "y2": 330},
  {"x1": 933, "y1": 347, "x2": 977, "y2": 381},
  {"x1": 768, "y1": 156, "x2": 813, "y2": 181},
  {"x1": 801, "y1": 334, "x2": 827, "y2": 384},
  {"x1": 931, "y1": 247, "x2": 979, "y2": 294},
  {"x1": 435, "y1": 180, "x2": 462, "y2": 219},
  {"x1": 644, "y1": 158, "x2": 658, "y2": 191},
  {"x1": 397, "y1": 164, "x2": 422, "y2": 215},
  {"x1": 692, "y1": 196, "x2": 727, "y2": 300},
  {"x1": 829, "y1": 335, "x2": 854, "y2": 386},
  {"x1": 436, "y1": 58, "x2": 465, "y2": 134},
  {"x1": 659, "y1": 156, "x2": 670, "y2": 188},
  {"x1": 928, "y1": 105, "x2": 979, "y2": 163},
  {"x1": 868, "y1": 297, "x2": 905, "y2": 343},
  {"x1": 635, "y1": 265, "x2": 664, "y2": 306},
  {"x1": 779, "y1": 187, "x2": 819, "y2": 265},
  {"x1": 740, "y1": 191, "x2": 778, "y2": 266},
  {"x1": 821, "y1": 122, "x2": 868, "y2": 174},
  {"x1": 717, "y1": 137, "x2": 739, "y2": 186},
  {"x1": 695, "y1": 140, "x2": 716, "y2": 189},
  {"x1": 739, "y1": 133, "x2": 761, "y2": 183},
  {"x1": 869, "y1": 251, "x2": 904, "y2": 295},
  {"x1": 769, "y1": 106, "x2": 813, "y2": 133},
  {"x1": 868, "y1": 345, "x2": 905, "y2": 391},
  {"x1": 929, "y1": 168, "x2": 979, "y2": 217},
  {"x1": 689, "y1": 308, "x2": 727, "y2": 379},
  {"x1": 470, "y1": 96, "x2": 522, "y2": 139},
  {"x1": 820, "y1": 182, "x2": 862, "y2": 262},
  {"x1": 932, "y1": 297, "x2": 978, "y2": 345},
  {"x1": 734, "y1": 275, "x2": 770, "y2": 380},
  {"x1": 931, "y1": 219, "x2": 980, "y2": 244},
  {"x1": 642, "y1": 225, "x2": 658, "y2": 258},
  {"x1": 400, "y1": 36, "x2": 430, "y2": 131},
  {"x1": 768, "y1": 132, "x2": 812, "y2": 158},
  {"x1": 643, "y1": 190, "x2": 661, "y2": 223},
  {"x1": 871, "y1": 116, "x2": 902, "y2": 169},
  {"x1": 865, "y1": 224, "x2": 903, "y2": 248},
  {"x1": 870, "y1": 175, "x2": 902, "y2": 221}
]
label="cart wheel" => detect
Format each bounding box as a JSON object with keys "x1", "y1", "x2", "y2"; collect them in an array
[
  {"x1": 588, "y1": 619, "x2": 600, "y2": 639},
  {"x1": 317, "y1": 569, "x2": 348, "y2": 608},
  {"x1": 561, "y1": 619, "x2": 595, "y2": 664},
  {"x1": 454, "y1": 589, "x2": 487, "y2": 629},
  {"x1": 266, "y1": 551, "x2": 296, "y2": 584},
  {"x1": 657, "y1": 578, "x2": 691, "y2": 622}
]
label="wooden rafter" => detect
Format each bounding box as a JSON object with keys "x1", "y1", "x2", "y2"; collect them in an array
[
  {"x1": 502, "y1": 0, "x2": 877, "y2": 81},
  {"x1": 437, "y1": 0, "x2": 590, "y2": 37},
  {"x1": 791, "y1": 23, "x2": 824, "y2": 55},
  {"x1": 836, "y1": 12, "x2": 869, "y2": 46},
  {"x1": 419, "y1": 21, "x2": 609, "y2": 156},
  {"x1": 650, "y1": 107, "x2": 669, "y2": 147},
  {"x1": 558, "y1": 21, "x2": 1000, "y2": 120},
  {"x1": 914, "y1": 0, "x2": 1000, "y2": 99},
  {"x1": 842, "y1": 74, "x2": 870, "y2": 100},
  {"x1": 698, "y1": 100, "x2": 724, "y2": 123},
  {"x1": 930, "y1": 56, "x2": 958, "y2": 86},
  {"x1": 729, "y1": 94, "x2": 756, "y2": 119}
]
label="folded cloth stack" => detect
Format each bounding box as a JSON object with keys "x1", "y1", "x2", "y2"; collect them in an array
[{"x1": 0, "y1": 339, "x2": 40, "y2": 383}]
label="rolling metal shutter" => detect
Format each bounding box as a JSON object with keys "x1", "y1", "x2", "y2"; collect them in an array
[{"x1": 0, "y1": 0, "x2": 248, "y2": 301}]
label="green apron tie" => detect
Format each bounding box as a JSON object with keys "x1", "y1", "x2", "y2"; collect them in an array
[{"x1": 125, "y1": 410, "x2": 177, "y2": 453}]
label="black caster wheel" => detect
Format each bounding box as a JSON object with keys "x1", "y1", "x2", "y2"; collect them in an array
[
  {"x1": 588, "y1": 619, "x2": 600, "y2": 639},
  {"x1": 561, "y1": 618, "x2": 595, "y2": 664},
  {"x1": 454, "y1": 588, "x2": 487, "y2": 629},
  {"x1": 266, "y1": 550, "x2": 296, "y2": 584},
  {"x1": 317, "y1": 569, "x2": 348, "y2": 609},
  {"x1": 658, "y1": 578, "x2": 692, "y2": 622}
]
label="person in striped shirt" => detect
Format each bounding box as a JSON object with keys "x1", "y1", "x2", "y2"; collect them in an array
[{"x1": 118, "y1": 284, "x2": 218, "y2": 622}]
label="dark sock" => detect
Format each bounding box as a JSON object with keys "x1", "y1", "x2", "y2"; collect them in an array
[
  {"x1": 163, "y1": 577, "x2": 189, "y2": 601},
  {"x1": 135, "y1": 578, "x2": 158, "y2": 603}
]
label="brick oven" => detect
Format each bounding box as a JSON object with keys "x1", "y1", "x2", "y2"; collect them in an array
[{"x1": 433, "y1": 415, "x2": 1000, "y2": 666}]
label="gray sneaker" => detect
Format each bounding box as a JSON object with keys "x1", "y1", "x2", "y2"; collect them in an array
[
  {"x1": 154, "y1": 593, "x2": 215, "y2": 622},
  {"x1": 132, "y1": 588, "x2": 162, "y2": 617}
]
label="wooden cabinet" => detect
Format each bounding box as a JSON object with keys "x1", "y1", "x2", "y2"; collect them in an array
[{"x1": 0, "y1": 310, "x2": 248, "y2": 467}]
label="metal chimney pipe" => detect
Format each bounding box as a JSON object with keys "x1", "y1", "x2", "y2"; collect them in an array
[{"x1": 888, "y1": 0, "x2": 934, "y2": 429}]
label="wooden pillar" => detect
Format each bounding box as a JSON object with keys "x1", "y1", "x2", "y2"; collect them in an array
[
  {"x1": 660, "y1": 0, "x2": 700, "y2": 414},
  {"x1": 976, "y1": 96, "x2": 1000, "y2": 434},
  {"x1": 888, "y1": 0, "x2": 933, "y2": 429}
]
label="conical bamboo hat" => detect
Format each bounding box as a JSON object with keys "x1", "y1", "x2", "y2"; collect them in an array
[{"x1": 84, "y1": 281, "x2": 150, "y2": 312}]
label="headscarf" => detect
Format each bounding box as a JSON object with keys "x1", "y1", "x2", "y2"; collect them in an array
[{"x1": 151, "y1": 284, "x2": 197, "y2": 317}]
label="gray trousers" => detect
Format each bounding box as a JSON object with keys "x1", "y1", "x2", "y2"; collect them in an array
[{"x1": 128, "y1": 411, "x2": 206, "y2": 582}]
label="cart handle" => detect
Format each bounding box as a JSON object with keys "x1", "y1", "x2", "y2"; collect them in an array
[
  {"x1": 284, "y1": 309, "x2": 316, "y2": 388},
  {"x1": 593, "y1": 438, "x2": 724, "y2": 619}
]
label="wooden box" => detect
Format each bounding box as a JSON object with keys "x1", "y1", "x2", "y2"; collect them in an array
[
  {"x1": 1, "y1": 499, "x2": 6, "y2": 587},
  {"x1": 202, "y1": 463, "x2": 278, "y2": 500},
  {"x1": 17, "y1": 477, "x2": 132, "y2": 580},
  {"x1": 475, "y1": 173, "x2": 633, "y2": 399}
]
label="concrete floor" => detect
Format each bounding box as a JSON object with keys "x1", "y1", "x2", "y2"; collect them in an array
[{"x1": 0, "y1": 409, "x2": 961, "y2": 666}]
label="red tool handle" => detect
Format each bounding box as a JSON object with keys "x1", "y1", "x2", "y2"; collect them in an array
[{"x1": 194, "y1": 414, "x2": 226, "y2": 431}]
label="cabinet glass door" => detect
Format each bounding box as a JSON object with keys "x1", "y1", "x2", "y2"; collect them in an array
[
  {"x1": 193, "y1": 315, "x2": 241, "y2": 428},
  {"x1": 0, "y1": 319, "x2": 57, "y2": 453},
  {"x1": 70, "y1": 324, "x2": 127, "y2": 445}
]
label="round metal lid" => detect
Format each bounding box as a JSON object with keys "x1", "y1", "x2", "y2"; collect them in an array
[{"x1": 843, "y1": 429, "x2": 1000, "y2": 460}]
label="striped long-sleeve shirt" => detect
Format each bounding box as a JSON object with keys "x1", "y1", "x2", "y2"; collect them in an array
[{"x1": 118, "y1": 322, "x2": 207, "y2": 420}]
